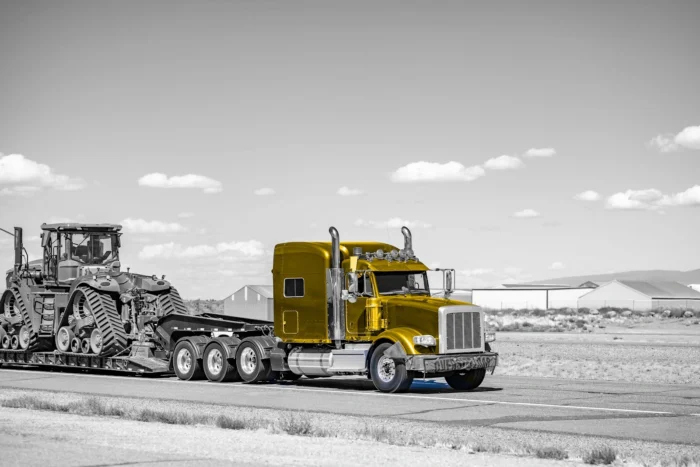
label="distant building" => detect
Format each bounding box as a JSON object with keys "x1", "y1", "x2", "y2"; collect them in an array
[
  {"x1": 471, "y1": 285, "x2": 594, "y2": 310},
  {"x1": 223, "y1": 285, "x2": 274, "y2": 321},
  {"x1": 689, "y1": 284, "x2": 700, "y2": 293},
  {"x1": 579, "y1": 281, "x2": 600, "y2": 288},
  {"x1": 578, "y1": 280, "x2": 700, "y2": 311}
]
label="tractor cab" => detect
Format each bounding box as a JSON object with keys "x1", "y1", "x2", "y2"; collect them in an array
[{"x1": 41, "y1": 223, "x2": 122, "y2": 285}]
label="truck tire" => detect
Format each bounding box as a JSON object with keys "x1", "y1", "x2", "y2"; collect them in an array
[
  {"x1": 445, "y1": 368, "x2": 486, "y2": 391},
  {"x1": 369, "y1": 342, "x2": 414, "y2": 393},
  {"x1": 235, "y1": 341, "x2": 272, "y2": 383},
  {"x1": 203, "y1": 342, "x2": 241, "y2": 382},
  {"x1": 173, "y1": 340, "x2": 205, "y2": 381}
]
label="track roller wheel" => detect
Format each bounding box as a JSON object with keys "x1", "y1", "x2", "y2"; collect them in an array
[
  {"x1": 70, "y1": 337, "x2": 82, "y2": 353},
  {"x1": 172, "y1": 340, "x2": 205, "y2": 381},
  {"x1": 56, "y1": 327, "x2": 74, "y2": 353},
  {"x1": 235, "y1": 341, "x2": 272, "y2": 383},
  {"x1": 10, "y1": 335, "x2": 19, "y2": 349},
  {"x1": 203, "y1": 342, "x2": 241, "y2": 382},
  {"x1": 0, "y1": 328, "x2": 6, "y2": 348},
  {"x1": 1, "y1": 333, "x2": 9, "y2": 349},
  {"x1": 81, "y1": 338, "x2": 92, "y2": 354},
  {"x1": 90, "y1": 328, "x2": 103, "y2": 354},
  {"x1": 71, "y1": 287, "x2": 126, "y2": 357},
  {"x1": 18, "y1": 325, "x2": 31, "y2": 350}
]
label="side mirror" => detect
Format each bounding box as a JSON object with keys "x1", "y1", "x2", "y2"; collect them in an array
[
  {"x1": 341, "y1": 289, "x2": 357, "y2": 303},
  {"x1": 445, "y1": 269, "x2": 455, "y2": 295}
]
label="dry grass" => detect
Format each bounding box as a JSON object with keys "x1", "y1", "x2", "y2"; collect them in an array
[
  {"x1": 215, "y1": 414, "x2": 249, "y2": 430},
  {"x1": 277, "y1": 413, "x2": 313, "y2": 436},
  {"x1": 583, "y1": 447, "x2": 617, "y2": 465}
]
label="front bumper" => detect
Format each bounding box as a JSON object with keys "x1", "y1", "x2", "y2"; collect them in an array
[{"x1": 405, "y1": 352, "x2": 498, "y2": 375}]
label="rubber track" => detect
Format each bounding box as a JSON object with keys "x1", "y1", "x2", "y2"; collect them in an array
[
  {"x1": 78, "y1": 286, "x2": 127, "y2": 357},
  {"x1": 158, "y1": 287, "x2": 189, "y2": 316},
  {"x1": 11, "y1": 288, "x2": 50, "y2": 351}
]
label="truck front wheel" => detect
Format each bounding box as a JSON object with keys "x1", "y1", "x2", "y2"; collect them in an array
[
  {"x1": 445, "y1": 368, "x2": 486, "y2": 390},
  {"x1": 369, "y1": 342, "x2": 414, "y2": 393}
]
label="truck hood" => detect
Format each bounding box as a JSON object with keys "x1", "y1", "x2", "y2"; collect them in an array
[{"x1": 381, "y1": 295, "x2": 472, "y2": 312}]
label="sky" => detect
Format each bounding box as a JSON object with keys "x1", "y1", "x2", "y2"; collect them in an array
[{"x1": 1, "y1": 0, "x2": 699, "y2": 299}]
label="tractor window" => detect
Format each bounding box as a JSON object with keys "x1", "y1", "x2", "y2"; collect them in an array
[
  {"x1": 44, "y1": 231, "x2": 59, "y2": 277},
  {"x1": 69, "y1": 233, "x2": 118, "y2": 265}
]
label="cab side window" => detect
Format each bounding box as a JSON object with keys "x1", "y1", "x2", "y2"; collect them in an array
[{"x1": 284, "y1": 278, "x2": 304, "y2": 297}]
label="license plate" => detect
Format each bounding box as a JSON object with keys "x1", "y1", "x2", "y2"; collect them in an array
[{"x1": 430, "y1": 355, "x2": 495, "y2": 373}]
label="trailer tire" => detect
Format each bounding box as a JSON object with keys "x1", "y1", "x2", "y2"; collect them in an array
[
  {"x1": 203, "y1": 342, "x2": 241, "y2": 382},
  {"x1": 369, "y1": 342, "x2": 414, "y2": 393},
  {"x1": 235, "y1": 341, "x2": 272, "y2": 383},
  {"x1": 173, "y1": 340, "x2": 205, "y2": 381},
  {"x1": 445, "y1": 368, "x2": 486, "y2": 391}
]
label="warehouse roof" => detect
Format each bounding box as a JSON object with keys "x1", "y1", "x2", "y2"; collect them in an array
[
  {"x1": 617, "y1": 280, "x2": 700, "y2": 299},
  {"x1": 244, "y1": 285, "x2": 273, "y2": 299}
]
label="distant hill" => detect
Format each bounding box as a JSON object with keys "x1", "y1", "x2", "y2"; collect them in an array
[
  {"x1": 527, "y1": 269, "x2": 700, "y2": 287},
  {"x1": 184, "y1": 299, "x2": 224, "y2": 315}
]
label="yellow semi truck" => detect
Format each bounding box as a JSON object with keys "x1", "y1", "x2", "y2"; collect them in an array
[{"x1": 260, "y1": 225, "x2": 498, "y2": 392}]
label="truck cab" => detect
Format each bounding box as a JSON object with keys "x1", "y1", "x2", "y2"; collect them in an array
[{"x1": 270, "y1": 226, "x2": 497, "y2": 392}]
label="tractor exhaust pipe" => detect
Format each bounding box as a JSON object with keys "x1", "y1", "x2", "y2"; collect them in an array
[
  {"x1": 14, "y1": 227, "x2": 23, "y2": 276},
  {"x1": 328, "y1": 227, "x2": 345, "y2": 347},
  {"x1": 401, "y1": 226, "x2": 412, "y2": 253}
]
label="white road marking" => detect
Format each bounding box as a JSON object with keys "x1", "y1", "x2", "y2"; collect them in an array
[{"x1": 1, "y1": 368, "x2": 695, "y2": 417}]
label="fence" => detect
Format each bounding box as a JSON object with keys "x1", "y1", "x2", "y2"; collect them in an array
[{"x1": 478, "y1": 299, "x2": 700, "y2": 312}]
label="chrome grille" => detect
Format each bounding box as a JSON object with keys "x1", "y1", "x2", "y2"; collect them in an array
[{"x1": 439, "y1": 306, "x2": 483, "y2": 353}]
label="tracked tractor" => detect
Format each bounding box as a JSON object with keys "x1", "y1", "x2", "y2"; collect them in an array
[{"x1": 0, "y1": 223, "x2": 189, "y2": 357}]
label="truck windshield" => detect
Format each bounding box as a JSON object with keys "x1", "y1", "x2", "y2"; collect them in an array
[
  {"x1": 374, "y1": 271, "x2": 430, "y2": 296},
  {"x1": 69, "y1": 233, "x2": 118, "y2": 265}
]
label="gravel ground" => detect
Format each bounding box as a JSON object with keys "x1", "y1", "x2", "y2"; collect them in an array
[
  {"x1": 1, "y1": 388, "x2": 698, "y2": 466},
  {"x1": 492, "y1": 340, "x2": 700, "y2": 385}
]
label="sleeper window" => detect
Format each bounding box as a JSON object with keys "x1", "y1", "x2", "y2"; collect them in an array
[{"x1": 284, "y1": 278, "x2": 304, "y2": 297}]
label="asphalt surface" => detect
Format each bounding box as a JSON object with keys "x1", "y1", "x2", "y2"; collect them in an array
[{"x1": 1, "y1": 366, "x2": 698, "y2": 446}]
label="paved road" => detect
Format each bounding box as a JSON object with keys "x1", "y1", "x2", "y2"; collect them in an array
[{"x1": 1, "y1": 366, "x2": 698, "y2": 446}]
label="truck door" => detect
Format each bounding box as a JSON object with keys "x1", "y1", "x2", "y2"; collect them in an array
[{"x1": 345, "y1": 271, "x2": 374, "y2": 337}]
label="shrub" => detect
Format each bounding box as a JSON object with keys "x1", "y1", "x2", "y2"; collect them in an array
[
  {"x1": 278, "y1": 413, "x2": 313, "y2": 436},
  {"x1": 535, "y1": 447, "x2": 568, "y2": 460},
  {"x1": 216, "y1": 415, "x2": 248, "y2": 430},
  {"x1": 583, "y1": 447, "x2": 617, "y2": 465}
]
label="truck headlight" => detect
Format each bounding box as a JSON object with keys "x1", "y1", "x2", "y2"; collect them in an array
[
  {"x1": 485, "y1": 332, "x2": 496, "y2": 343},
  {"x1": 413, "y1": 335, "x2": 436, "y2": 347}
]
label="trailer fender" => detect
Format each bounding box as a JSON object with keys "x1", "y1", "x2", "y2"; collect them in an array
[
  {"x1": 203, "y1": 336, "x2": 241, "y2": 360},
  {"x1": 240, "y1": 335, "x2": 277, "y2": 360},
  {"x1": 178, "y1": 335, "x2": 211, "y2": 360}
]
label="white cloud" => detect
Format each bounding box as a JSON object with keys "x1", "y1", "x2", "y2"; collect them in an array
[
  {"x1": 675, "y1": 125, "x2": 700, "y2": 150},
  {"x1": 390, "y1": 161, "x2": 485, "y2": 183},
  {"x1": 523, "y1": 148, "x2": 556, "y2": 158},
  {"x1": 550, "y1": 262, "x2": 565, "y2": 270},
  {"x1": 120, "y1": 218, "x2": 186, "y2": 234},
  {"x1": 355, "y1": 217, "x2": 432, "y2": 229},
  {"x1": 513, "y1": 209, "x2": 540, "y2": 218},
  {"x1": 337, "y1": 186, "x2": 363, "y2": 196},
  {"x1": 574, "y1": 190, "x2": 601, "y2": 201},
  {"x1": 650, "y1": 125, "x2": 700, "y2": 152},
  {"x1": 177, "y1": 212, "x2": 195, "y2": 219},
  {"x1": 648, "y1": 134, "x2": 678, "y2": 153},
  {"x1": 254, "y1": 187, "x2": 275, "y2": 196},
  {"x1": 605, "y1": 188, "x2": 663, "y2": 210},
  {"x1": 138, "y1": 173, "x2": 222, "y2": 194},
  {"x1": 483, "y1": 155, "x2": 524, "y2": 170},
  {"x1": 138, "y1": 240, "x2": 265, "y2": 260},
  {"x1": 658, "y1": 185, "x2": 700, "y2": 207},
  {"x1": 0, "y1": 154, "x2": 86, "y2": 194}
]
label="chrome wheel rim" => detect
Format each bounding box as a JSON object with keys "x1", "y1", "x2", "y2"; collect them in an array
[
  {"x1": 207, "y1": 349, "x2": 223, "y2": 376},
  {"x1": 177, "y1": 348, "x2": 192, "y2": 374},
  {"x1": 377, "y1": 355, "x2": 396, "y2": 383},
  {"x1": 18, "y1": 326, "x2": 30, "y2": 349},
  {"x1": 240, "y1": 347, "x2": 257, "y2": 375},
  {"x1": 90, "y1": 328, "x2": 103, "y2": 354}
]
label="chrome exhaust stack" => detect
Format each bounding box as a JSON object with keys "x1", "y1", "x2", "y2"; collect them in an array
[
  {"x1": 328, "y1": 227, "x2": 345, "y2": 348},
  {"x1": 401, "y1": 226, "x2": 413, "y2": 255}
]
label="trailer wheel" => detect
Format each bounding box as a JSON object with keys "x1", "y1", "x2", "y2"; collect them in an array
[
  {"x1": 56, "y1": 326, "x2": 74, "y2": 353},
  {"x1": 235, "y1": 341, "x2": 272, "y2": 383},
  {"x1": 369, "y1": 342, "x2": 414, "y2": 393},
  {"x1": 444, "y1": 368, "x2": 486, "y2": 391},
  {"x1": 203, "y1": 343, "x2": 241, "y2": 382},
  {"x1": 173, "y1": 340, "x2": 205, "y2": 381}
]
